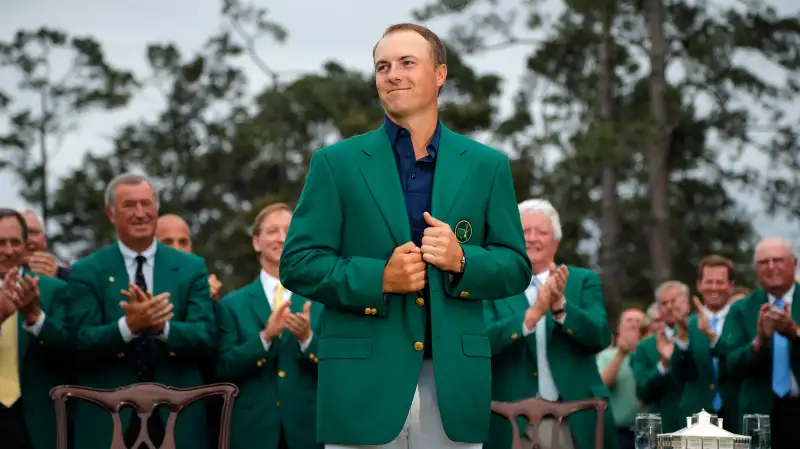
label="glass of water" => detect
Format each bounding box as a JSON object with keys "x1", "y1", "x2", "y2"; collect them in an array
[
  {"x1": 742, "y1": 414, "x2": 771, "y2": 449},
  {"x1": 635, "y1": 413, "x2": 662, "y2": 449}
]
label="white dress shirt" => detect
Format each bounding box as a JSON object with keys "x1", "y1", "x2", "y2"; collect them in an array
[
  {"x1": 768, "y1": 285, "x2": 799, "y2": 397},
  {"x1": 259, "y1": 271, "x2": 313, "y2": 353},
  {"x1": 117, "y1": 239, "x2": 170, "y2": 342},
  {"x1": 520, "y1": 271, "x2": 567, "y2": 401}
]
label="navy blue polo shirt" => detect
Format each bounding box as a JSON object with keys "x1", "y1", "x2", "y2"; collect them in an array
[{"x1": 384, "y1": 115, "x2": 439, "y2": 359}]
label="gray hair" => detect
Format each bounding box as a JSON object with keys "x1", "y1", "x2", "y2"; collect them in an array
[
  {"x1": 517, "y1": 198, "x2": 562, "y2": 241},
  {"x1": 654, "y1": 280, "x2": 690, "y2": 302},
  {"x1": 104, "y1": 172, "x2": 159, "y2": 212},
  {"x1": 753, "y1": 237, "x2": 796, "y2": 265},
  {"x1": 17, "y1": 208, "x2": 44, "y2": 228},
  {"x1": 646, "y1": 302, "x2": 659, "y2": 319}
]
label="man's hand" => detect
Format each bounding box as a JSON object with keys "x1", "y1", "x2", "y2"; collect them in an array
[
  {"x1": 285, "y1": 301, "x2": 312, "y2": 341},
  {"x1": 753, "y1": 303, "x2": 774, "y2": 352},
  {"x1": 692, "y1": 296, "x2": 714, "y2": 340},
  {"x1": 420, "y1": 212, "x2": 463, "y2": 273},
  {"x1": 262, "y1": 300, "x2": 292, "y2": 342},
  {"x1": 26, "y1": 251, "x2": 58, "y2": 278},
  {"x1": 0, "y1": 271, "x2": 25, "y2": 320},
  {"x1": 656, "y1": 327, "x2": 674, "y2": 365},
  {"x1": 382, "y1": 242, "x2": 426, "y2": 294},
  {"x1": 120, "y1": 292, "x2": 173, "y2": 334},
  {"x1": 546, "y1": 264, "x2": 569, "y2": 312},
  {"x1": 771, "y1": 302, "x2": 799, "y2": 339},
  {"x1": 208, "y1": 274, "x2": 222, "y2": 300},
  {"x1": 617, "y1": 328, "x2": 640, "y2": 355},
  {"x1": 16, "y1": 275, "x2": 42, "y2": 325}
]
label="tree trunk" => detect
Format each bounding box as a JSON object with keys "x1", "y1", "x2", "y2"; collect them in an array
[
  {"x1": 645, "y1": 0, "x2": 673, "y2": 287},
  {"x1": 598, "y1": 1, "x2": 623, "y2": 319}
]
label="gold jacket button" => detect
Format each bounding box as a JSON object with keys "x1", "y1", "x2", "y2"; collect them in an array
[
  {"x1": 169, "y1": 351, "x2": 176, "y2": 357},
  {"x1": 532, "y1": 371, "x2": 538, "y2": 377},
  {"x1": 459, "y1": 291, "x2": 470, "y2": 298},
  {"x1": 709, "y1": 384, "x2": 715, "y2": 391},
  {"x1": 275, "y1": 401, "x2": 280, "y2": 407},
  {"x1": 511, "y1": 333, "x2": 518, "y2": 340},
  {"x1": 278, "y1": 370, "x2": 286, "y2": 378},
  {"x1": 370, "y1": 308, "x2": 378, "y2": 315},
  {"x1": 566, "y1": 329, "x2": 574, "y2": 335},
  {"x1": 416, "y1": 297, "x2": 425, "y2": 306},
  {"x1": 257, "y1": 360, "x2": 264, "y2": 367},
  {"x1": 116, "y1": 352, "x2": 125, "y2": 359},
  {"x1": 414, "y1": 342, "x2": 424, "y2": 352},
  {"x1": 364, "y1": 308, "x2": 371, "y2": 315}
]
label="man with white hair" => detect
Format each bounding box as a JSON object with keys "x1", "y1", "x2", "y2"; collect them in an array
[
  {"x1": 18, "y1": 208, "x2": 70, "y2": 281},
  {"x1": 483, "y1": 199, "x2": 616, "y2": 449},
  {"x1": 718, "y1": 237, "x2": 800, "y2": 448},
  {"x1": 629, "y1": 280, "x2": 689, "y2": 433}
]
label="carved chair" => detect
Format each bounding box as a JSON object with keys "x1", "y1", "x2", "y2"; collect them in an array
[
  {"x1": 50, "y1": 382, "x2": 239, "y2": 449},
  {"x1": 491, "y1": 398, "x2": 607, "y2": 449}
]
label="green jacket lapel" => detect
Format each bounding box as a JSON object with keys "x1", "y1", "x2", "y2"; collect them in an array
[
  {"x1": 358, "y1": 126, "x2": 411, "y2": 245},
  {"x1": 432, "y1": 125, "x2": 471, "y2": 222},
  {"x1": 246, "y1": 278, "x2": 270, "y2": 327},
  {"x1": 100, "y1": 246, "x2": 131, "y2": 320},
  {"x1": 791, "y1": 282, "x2": 800, "y2": 324}
]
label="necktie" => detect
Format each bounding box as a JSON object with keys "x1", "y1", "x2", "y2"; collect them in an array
[
  {"x1": 772, "y1": 298, "x2": 791, "y2": 398},
  {"x1": 274, "y1": 282, "x2": 285, "y2": 310},
  {"x1": 133, "y1": 255, "x2": 154, "y2": 382},
  {"x1": 531, "y1": 277, "x2": 558, "y2": 401},
  {"x1": 274, "y1": 283, "x2": 285, "y2": 339},
  {"x1": 0, "y1": 306, "x2": 20, "y2": 407},
  {"x1": 710, "y1": 315, "x2": 722, "y2": 411}
]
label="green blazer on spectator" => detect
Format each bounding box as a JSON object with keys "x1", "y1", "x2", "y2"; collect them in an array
[
  {"x1": 482, "y1": 267, "x2": 617, "y2": 449},
  {"x1": 66, "y1": 243, "x2": 215, "y2": 449},
  {"x1": 630, "y1": 334, "x2": 684, "y2": 432},
  {"x1": 717, "y1": 285, "x2": 800, "y2": 419},
  {"x1": 17, "y1": 271, "x2": 73, "y2": 449},
  {"x1": 672, "y1": 315, "x2": 739, "y2": 431},
  {"x1": 216, "y1": 278, "x2": 323, "y2": 449}
]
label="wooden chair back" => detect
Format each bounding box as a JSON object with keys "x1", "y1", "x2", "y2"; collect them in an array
[
  {"x1": 491, "y1": 398, "x2": 607, "y2": 449},
  {"x1": 50, "y1": 382, "x2": 238, "y2": 449}
]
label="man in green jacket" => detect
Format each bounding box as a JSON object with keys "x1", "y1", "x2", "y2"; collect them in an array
[
  {"x1": 483, "y1": 199, "x2": 616, "y2": 449},
  {"x1": 217, "y1": 203, "x2": 323, "y2": 449},
  {"x1": 66, "y1": 173, "x2": 215, "y2": 449},
  {"x1": 280, "y1": 23, "x2": 531, "y2": 449},
  {"x1": 718, "y1": 237, "x2": 800, "y2": 449},
  {"x1": 670, "y1": 255, "x2": 738, "y2": 431},
  {"x1": 0, "y1": 207, "x2": 73, "y2": 449},
  {"x1": 630, "y1": 280, "x2": 689, "y2": 433}
]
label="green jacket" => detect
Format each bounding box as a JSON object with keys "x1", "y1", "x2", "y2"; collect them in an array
[
  {"x1": 482, "y1": 267, "x2": 617, "y2": 449},
  {"x1": 66, "y1": 243, "x2": 215, "y2": 449},
  {"x1": 672, "y1": 314, "x2": 739, "y2": 432},
  {"x1": 279, "y1": 123, "x2": 531, "y2": 445},
  {"x1": 629, "y1": 335, "x2": 684, "y2": 432},
  {"x1": 718, "y1": 284, "x2": 800, "y2": 419},
  {"x1": 17, "y1": 272, "x2": 73, "y2": 449},
  {"x1": 216, "y1": 279, "x2": 323, "y2": 449}
]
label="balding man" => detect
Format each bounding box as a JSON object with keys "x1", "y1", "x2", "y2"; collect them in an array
[
  {"x1": 19, "y1": 209, "x2": 70, "y2": 281},
  {"x1": 718, "y1": 237, "x2": 800, "y2": 448},
  {"x1": 156, "y1": 214, "x2": 222, "y2": 300}
]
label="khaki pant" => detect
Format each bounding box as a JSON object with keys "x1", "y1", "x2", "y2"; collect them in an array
[{"x1": 519, "y1": 416, "x2": 576, "y2": 449}]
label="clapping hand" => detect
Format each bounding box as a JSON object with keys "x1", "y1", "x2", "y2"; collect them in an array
[
  {"x1": 120, "y1": 283, "x2": 174, "y2": 334},
  {"x1": 262, "y1": 300, "x2": 292, "y2": 343},
  {"x1": 285, "y1": 301, "x2": 312, "y2": 341},
  {"x1": 655, "y1": 326, "x2": 674, "y2": 365}
]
